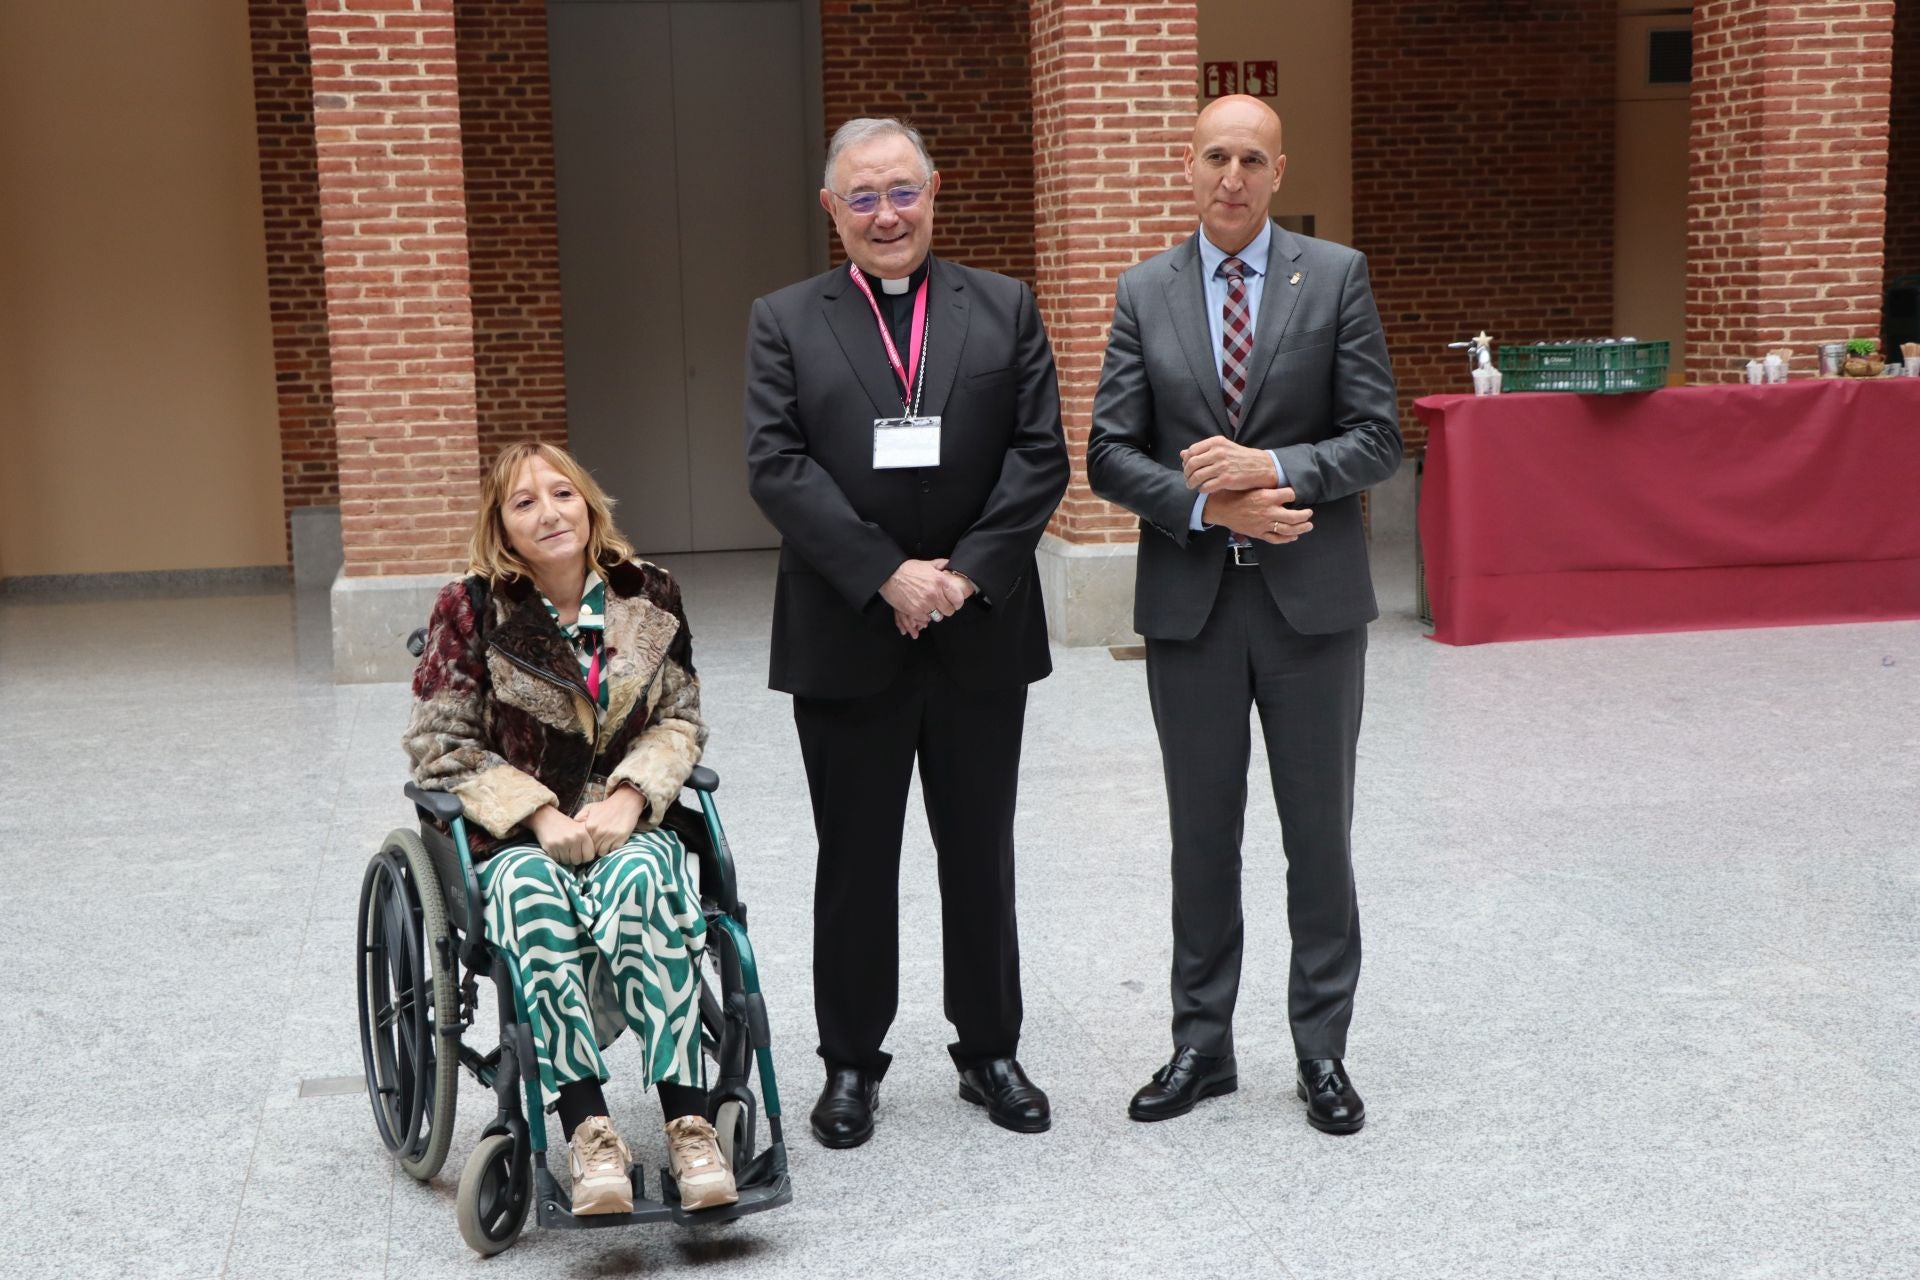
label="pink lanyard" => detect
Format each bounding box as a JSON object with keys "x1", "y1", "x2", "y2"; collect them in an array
[{"x1": 847, "y1": 264, "x2": 930, "y2": 412}]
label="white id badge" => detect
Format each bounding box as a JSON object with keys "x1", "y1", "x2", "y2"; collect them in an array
[{"x1": 872, "y1": 416, "x2": 942, "y2": 469}]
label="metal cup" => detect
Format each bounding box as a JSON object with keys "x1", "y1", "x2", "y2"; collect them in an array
[{"x1": 1819, "y1": 342, "x2": 1846, "y2": 377}]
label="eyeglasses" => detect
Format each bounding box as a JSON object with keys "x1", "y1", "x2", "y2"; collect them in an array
[{"x1": 827, "y1": 183, "x2": 928, "y2": 217}]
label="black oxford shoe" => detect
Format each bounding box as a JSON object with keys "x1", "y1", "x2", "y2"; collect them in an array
[
  {"x1": 1128, "y1": 1045, "x2": 1238, "y2": 1122},
  {"x1": 957, "y1": 1058, "x2": 1052, "y2": 1133},
  {"x1": 1297, "y1": 1058, "x2": 1365, "y2": 1134},
  {"x1": 810, "y1": 1066, "x2": 879, "y2": 1149}
]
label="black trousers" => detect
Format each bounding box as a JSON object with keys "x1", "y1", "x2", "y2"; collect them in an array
[
  {"x1": 1145, "y1": 569, "x2": 1367, "y2": 1062},
  {"x1": 793, "y1": 647, "x2": 1027, "y2": 1077}
]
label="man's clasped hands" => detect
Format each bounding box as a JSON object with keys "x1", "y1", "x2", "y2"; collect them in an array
[
  {"x1": 880, "y1": 557, "x2": 977, "y2": 638},
  {"x1": 1180, "y1": 435, "x2": 1315, "y2": 546},
  {"x1": 878, "y1": 433, "x2": 1313, "y2": 640}
]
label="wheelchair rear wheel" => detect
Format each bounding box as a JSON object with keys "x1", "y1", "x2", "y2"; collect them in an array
[{"x1": 357, "y1": 828, "x2": 459, "y2": 1180}]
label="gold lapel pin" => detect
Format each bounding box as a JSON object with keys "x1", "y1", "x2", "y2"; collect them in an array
[{"x1": 1289, "y1": 271, "x2": 1302, "y2": 286}]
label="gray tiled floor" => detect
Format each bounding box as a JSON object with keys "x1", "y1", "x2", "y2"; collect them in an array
[{"x1": 2, "y1": 540, "x2": 1916, "y2": 1278}]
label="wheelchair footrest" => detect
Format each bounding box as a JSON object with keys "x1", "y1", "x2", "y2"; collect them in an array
[
  {"x1": 533, "y1": 1164, "x2": 671, "y2": 1230},
  {"x1": 658, "y1": 1143, "x2": 794, "y2": 1226},
  {"x1": 531, "y1": 1144, "x2": 791, "y2": 1231}
]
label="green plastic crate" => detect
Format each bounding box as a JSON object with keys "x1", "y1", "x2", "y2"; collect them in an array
[{"x1": 1501, "y1": 339, "x2": 1670, "y2": 394}]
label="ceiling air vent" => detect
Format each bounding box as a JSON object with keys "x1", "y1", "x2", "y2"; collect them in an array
[{"x1": 1648, "y1": 28, "x2": 1691, "y2": 85}]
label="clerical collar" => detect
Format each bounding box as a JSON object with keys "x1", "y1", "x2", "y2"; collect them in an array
[{"x1": 877, "y1": 257, "x2": 931, "y2": 295}]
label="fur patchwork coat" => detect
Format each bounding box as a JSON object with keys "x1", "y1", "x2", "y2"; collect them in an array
[{"x1": 403, "y1": 557, "x2": 706, "y2": 855}]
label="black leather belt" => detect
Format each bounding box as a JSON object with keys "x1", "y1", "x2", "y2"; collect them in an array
[{"x1": 1229, "y1": 541, "x2": 1259, "y2": 567}]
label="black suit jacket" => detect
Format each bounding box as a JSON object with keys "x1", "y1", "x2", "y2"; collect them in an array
[
  {"x1": 744, "y1": 256, "x2": 1069, "y2": 699},
  {"x1": 1086, "y1": 226, "x2": 1402, "y2": 640}
]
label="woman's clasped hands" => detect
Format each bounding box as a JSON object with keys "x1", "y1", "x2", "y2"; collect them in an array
[{"x1": 526, "y1": 784, "x2": 648, "y2": 865}]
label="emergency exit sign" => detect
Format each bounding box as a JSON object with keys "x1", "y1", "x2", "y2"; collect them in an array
[{"x1": 1203, "y1": 60, "x2": 1279, "y2": 99}]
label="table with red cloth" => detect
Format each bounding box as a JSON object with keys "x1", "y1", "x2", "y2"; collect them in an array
[{"x1": 1413, "y1": 380, "x2": 1920, "y2": 645}]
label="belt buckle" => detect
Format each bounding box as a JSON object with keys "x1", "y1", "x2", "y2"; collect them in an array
[{"x1": 1231, "y1": 540, "x2": 1258, "y2": 567}]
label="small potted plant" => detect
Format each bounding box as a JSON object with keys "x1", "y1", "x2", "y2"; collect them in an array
[{"x1": 1841, "y1": 338, "x2": 1885, "y2": 378}]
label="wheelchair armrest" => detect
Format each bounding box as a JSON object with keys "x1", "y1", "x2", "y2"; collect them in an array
[
  {"x1": 404, "y1": 782, "x2": 466, "y2": 825},
  {"x1": 686, "y1": 765, "x2": 719, "y2": 793}
]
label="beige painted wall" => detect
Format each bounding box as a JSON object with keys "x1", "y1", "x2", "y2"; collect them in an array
[
  {"x1": 0, "y1": 1, "x2": 284, "y2": 578},
  {"x1": 0, "y1": 114, "x2": 22, "y2": 580},
  {"x1": 1197, "y1": 0, "x2": 1352, "y2": 249},
  {"x1": 1615, "y1": 4, "x2": 1692, "y2": 380}
]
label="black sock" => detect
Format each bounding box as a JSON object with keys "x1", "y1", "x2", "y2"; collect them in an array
[
  {"x1": 557, "y1": 1078, "x2": 610, "y2": 1141},
  {"x1": 656, "y1": 1082, "x2": 708, "y2": 1122}
]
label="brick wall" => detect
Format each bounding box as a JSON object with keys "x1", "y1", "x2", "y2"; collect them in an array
[
  {"x1": 307, "y1": 0, "x2": 481, "y2": 579},
  {"x1": 1031, "y1": 1, "x2": 1198, "y2": 543},
  {"x1": 820, "y1": 0, "x2": 1035, "y2": 286},
  {"x1": 248, "y1": 0, "x2": 335, "y2": 553},
  {"x1": 454, "y1": 0, "x2": 569, "y2": 458},
  {"x1": 1884, "y1": 0, "x2": 1920, "y2": 286},
  {"x1": 1352, "y1": 0, "x2": 1616, "y2": 453},
  {"x1": 1688, "y1": 1, "x2": 1896, "y2": 380}
]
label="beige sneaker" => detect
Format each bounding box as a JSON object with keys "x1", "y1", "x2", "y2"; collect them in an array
[
  {"x1": 567, "y1": 1115, "x2": 634, "y2": 1215},
  {"x1": 665, "y1": 1115, "x2": 739, "y2": 1211}
]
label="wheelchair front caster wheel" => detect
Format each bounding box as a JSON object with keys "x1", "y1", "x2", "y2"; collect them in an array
[
  {"x1": 713, "y1": 1097, "x2": 752, "y2": 1170},
  {"x1": 456, "y1": 1133, "x2": 530, "y2": 1256}
]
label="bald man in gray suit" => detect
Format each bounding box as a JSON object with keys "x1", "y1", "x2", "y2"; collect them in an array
[{"x1": 1088, "y1": 96, "x2": 1401, "y2": 1135}]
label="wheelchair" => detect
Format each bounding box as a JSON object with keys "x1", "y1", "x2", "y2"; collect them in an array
[{"x1": 356, "y1": 721, "x2": 792, "y2": 1254}]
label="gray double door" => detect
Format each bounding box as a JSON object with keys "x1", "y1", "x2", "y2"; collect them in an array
[{"x1": 549, "y1": 0, "x2": 821, "y2": 554}]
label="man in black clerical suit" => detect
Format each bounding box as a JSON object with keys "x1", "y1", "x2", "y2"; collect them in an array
[{"x1": 743, "y1": 117, "x2": 1068, "y2": 1148}]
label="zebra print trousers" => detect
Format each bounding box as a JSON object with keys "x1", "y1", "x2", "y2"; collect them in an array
[{"x1": 477, "y1": 829, "x2": 708, "y2": 1102}]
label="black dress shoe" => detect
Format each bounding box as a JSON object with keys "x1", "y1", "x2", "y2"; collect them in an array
[
  {"x1": 810, "y1": 1066, "x2": 879, "y2": 1149},
  {"x1": 1128, "y1": 1045, "x2": 1237, "y2": 1122},
  {"x1": 957, "y1": 1057, "x2": 1051, "y2": 1133},
  {"x1": 1296, "y1": 1058, "x2": 1365, "y2": 1134}
]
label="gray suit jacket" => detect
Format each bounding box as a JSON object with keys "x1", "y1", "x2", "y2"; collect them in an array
[{"x1": 1087, "y1": 225, "x2": 1402, "y2": 639}]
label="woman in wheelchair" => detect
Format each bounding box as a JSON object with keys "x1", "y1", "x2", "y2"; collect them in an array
[{"x1": 403, "y1": 440, "x2": 737, "y2": 1216}]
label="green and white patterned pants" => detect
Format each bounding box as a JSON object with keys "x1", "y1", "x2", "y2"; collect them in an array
[{"x1": 478, "y1": 829, "x2": 707, "y2": 1100}]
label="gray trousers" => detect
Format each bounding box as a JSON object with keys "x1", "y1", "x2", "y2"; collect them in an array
[{"x1": 1145, "y1": 569, "x2": 1367, "y2": 1062}]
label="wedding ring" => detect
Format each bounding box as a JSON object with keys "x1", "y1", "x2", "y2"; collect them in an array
[
  {"x1": 1269, "y1": 520, "x2": 1283, "y2": 535},
  {"x1": 929, "y1": 609, "x2": 944, "y2": 622}
]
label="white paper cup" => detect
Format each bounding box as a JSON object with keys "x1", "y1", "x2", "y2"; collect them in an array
[{"x1": 1906, "y1": 356, "x2": 1919, "y2": 378}]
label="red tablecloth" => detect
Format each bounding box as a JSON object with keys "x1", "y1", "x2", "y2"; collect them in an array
[{"x1": 1414, "y1": 380, "x2": 1920, "y2": 645}]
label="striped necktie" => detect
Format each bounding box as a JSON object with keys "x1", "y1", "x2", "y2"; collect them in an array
[{"x1": 1219, "y1": 256, "x2": 1253, "y2": 434}]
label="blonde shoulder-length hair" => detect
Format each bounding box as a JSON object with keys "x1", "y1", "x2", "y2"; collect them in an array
[{"x1": 468, "y1": 441, "x2": 634, "y2": 585}]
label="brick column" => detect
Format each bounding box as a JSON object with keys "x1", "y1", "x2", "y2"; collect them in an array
[
  {"x1": 1029, "y1": 0, "x2": 1197, "y2": 645},
  {"x1": 820, "y1": 0, "x2": 1036, "y2": 285},
  {"x1": 248, "y1": 0, "x2": 337, "y2": 578},
  {"x1": 1688, "y1": 1, "x2": 1898, "y2": 382},
  {"x1": 307, "y1": 0, "x2": 482, "y2": 679},
  {"x1": 454, "y1": 0, "x2": 568, "y2": 457}
]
